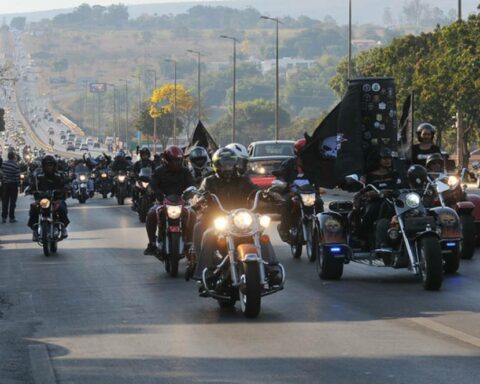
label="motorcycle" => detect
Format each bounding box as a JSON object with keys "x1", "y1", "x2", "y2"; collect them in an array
[
  {"x1": 19, "y1": 172, "x2": 28, "y2": 193},
  {"x1": 31, "y1": 189, "x2": 66, "y2": 257},
  {"x1": 95, "y1": 169, "x2": 112, "y2": 199},
  {"x1": 134, "y1": 167, "x2": 154, "y2": 223},
  {"x1": 71, "y1": 164, "x2": 93, "y2": 204},
  {"x1": 281, "y1": 179, "x2": 321, "y2": 261},
  {"x1": 192, "y1": 188, "x2": 285, "y2": 318},
  {"x1": 325, "y1": 175, "x2": 444, "y2": 291},
  {"x1": 113, "y1": 170, "x2": 129, "y2": 205},
  {"x1": 424, "y1": 173, "x2": 468, "y2": 270},
  {"x1": 153, "y1": 194, "x2": 188, "y2": 277}
]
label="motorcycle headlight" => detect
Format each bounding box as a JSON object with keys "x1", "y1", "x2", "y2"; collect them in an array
[
  {"x1": 91, "y1": 173, "x2": 96, "y2": 178},
  {"x1": 141, "y1": 181, "x2": 149, "y2": 189},
  {"x1": 405, "y1": 192, "x2": 420, "y2": 208},
  {"x1": 79, "y1": 175, "x2": 86, "y2": 182},
  {"x1": 166, "y1": 205, "x2": 182, "y2": 219},
  {"x1": 300, "y1": 193, "x2": 316, "y2": 207},
  {"x1": 20, "y1": 174, "x2": 25, "y2": 180},
  {"x1": 39, "y1": 198, "x2": 51, "y2": 209},
  {"x1": 214, "y1": 216, "x2": 228, "y2": 231},
  {"x1": 447, "y1": 176, "x2": 459, "y2": 187},
  {"x1": 101, "y1": 173, "x2": 107, "y2": 178},
  {"x1": 233, "y1": 210, "x2": 253, "y2": 230},
  {"x1": 118, "y1": 175, "x2": 126, "y2": 182},
  {"x1": 259, "y1": 215, "x2": 271, "y2": 228}
]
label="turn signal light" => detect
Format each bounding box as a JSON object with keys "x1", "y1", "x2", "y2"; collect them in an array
[
  {"x1": 217, "y1": 236, "x2": 227, "y2": 249},
  {"x1": 260, "y1": 234, "x2": 270, "y2": 244}
]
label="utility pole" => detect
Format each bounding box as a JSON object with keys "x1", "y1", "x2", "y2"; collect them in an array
[
  {"x1": 348, "y1": 0, "x2": 352, "y2": 80},
  {"x1": 220, "y1": 35, "x2": 238, "y2": 142},
  {"x1": 187, "y1": 49, "x2": 202, "y2": 124},
  {"x1": 458, "y1": 0, "x2": 462, "y2": 21},
  {"x1": 165, "y1": 59, "x2": 178, "y2": 145},
  {"x1": 119, "y1": 79, "x2": 129, "y2": 147},
  {"x1": 145, "y1": 69, "x2": 157, "y2": 153}
]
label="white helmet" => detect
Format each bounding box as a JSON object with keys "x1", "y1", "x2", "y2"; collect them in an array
[{"x1": 226, "y1": 143, "x2": 248, "y2": 174}]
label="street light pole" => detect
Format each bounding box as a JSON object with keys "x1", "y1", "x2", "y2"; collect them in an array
[
  {"x1": 165, "y1": 59, "x2": 177, "y2": 145},
  {"x1": 187, "y1": 49, "x2": 201, "y2": 123},
  {"x1": 261, "y1": 15, "x2": 281, "y2": 141},
  {"x1": 348, "y1": 0, "x2": 352, "y2": 80},
  {"x1": 119, "y1": 79, "x2": 129, "y2": 148},
  {"x1": 145, "y1": 69, "x2": 157, "y2": 154},
  {"x1": 131, "y1": 74, "x2": 142, "y2": 146},
  {"x1": 458, "y1": 0, "x2": 462, "y2": 21},
  {"x1": 106, "y1": 84, "x2": 117, "y2": 150},
  {"x1": 220, "y1": 35, "x2": 238, "y2": 142}
]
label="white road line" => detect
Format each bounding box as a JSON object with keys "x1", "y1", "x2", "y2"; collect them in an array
[{"x1": 409, "y1": 317, "x2": 480, "y2": 349}]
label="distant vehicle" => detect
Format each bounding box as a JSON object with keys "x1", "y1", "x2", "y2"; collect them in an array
[
  {"x1": 60, "y1": 134, "x2": 66, "y2": 140},
  {"x1": 75, "y1": 142, "x2": 81, "y2": 149},
  {"x1": 62, "y1": 139, "x2": 67, "y2": 145},
  {"x1": 247, "y1": 140, "x2": 295, "y2": 158},
  {"x1": 66, "y1": 144, "x2": 75, "y2": 151},
  {"x1": 93, "y1": 142, "x2": 101, "y2": 148},
  {"x1": 86, "y1": 138, "x2": 94, "y2": 145},
  {"x1": 80, "y1": 144, "x2": 89, "y2": 151},
  {"x1": 48, "y1": 128, "x2": 54, "y2": 135},
  {"x1": 68, "y1": 133, "x2": 75, "y2": 141}
]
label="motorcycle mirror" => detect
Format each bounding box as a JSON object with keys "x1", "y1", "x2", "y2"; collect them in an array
[
  {"x1": 182, "y1": 186, "x2": 198, "y2": 199},
  {"x1": 270, "y1": 179, "x2": 287, "y2": 192},
  {"x1": 345, "y1": 174, "x2": 360, "y2": 184}
]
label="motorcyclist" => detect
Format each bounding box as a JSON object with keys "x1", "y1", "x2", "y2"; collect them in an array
[
  {"x1": 132, "y1": 147, "x2": 155, "y2": 210},
  {"x1": 352, "y1": 146, "x2": 402, "y2": 249},
  {"x1": 144, "y1": 145, "x2": 195, "y2": 255},
  {"x1": 411, "y1": 123, "x2": 441, "y2": 167},
  {"x1": 192, "y1": 147, "x2": 278, "y2": 282},
  {"x1": 187, "y1": 146, "x2": 212, "y2": 186},
  {"x1": 109, "y1": 151, "x2": 131, "y2": 197},
  {"x1": 225, "y1": 142, "x2": 249, "y2": 175},
  {"x1": 425, "y1": 153, "x2": 445, "y2": 174},
  {"x1": 27, "y1": 155, "x2": 70, "y2": 240},
  {"x1": 275, "y1": 138, "x2": 323, "y2": 241}
]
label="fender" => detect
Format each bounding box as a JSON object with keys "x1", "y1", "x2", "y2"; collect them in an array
[
  {"x1": 236, "y1": 244, "x2": 260, "y2": 262},
  {"x1": 455, "y1": 201, "x2": 475, "y2": 214},
  {"x1": 466, "y1": 193, "x2": 480, "y2": 220},
  {"x1": 429, "y1": 207, "x2": 462, "y2": 239},
  {"x1": 317, "y1": 211, "x2": 347, "y2": 244},
  {"x1": 414, "y1": 230, "x2": 441, "y2": 242}
]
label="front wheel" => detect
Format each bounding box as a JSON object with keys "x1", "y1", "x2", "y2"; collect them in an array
[
  {"x1": 418, "y1": 236, "x2": 443, "y2": 291},
  {"x1": 290, "y1": 221, "x2": 303, "y2": 259},
  {"x1": 117, "y1": 192, "x2": 125, "y2": 206},
  {"x1": 41, "y1": 222, "x2": 51, "y2": 257},
  {"x1": 305, "y1": 221, "x2": 318, "y2": 262},
  {"x1": 460, "y1": 214, "x2": 475, "y2": 260},
  {"x1": 166, "y1": 233, "x2": 180, "y2": 277},
  {"x1": 317, "y1": 246, "x2": 343, "y2": 280},
  {"x1": 239, "y1": 262, "x2": 261, "y2": 318}
]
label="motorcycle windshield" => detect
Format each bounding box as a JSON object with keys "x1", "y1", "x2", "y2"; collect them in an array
[
  {"x1": 75, "y1": 165, "x2": 89, "y2": 174},
  {"x1": 291, "y1": 178, "x2": 313, "y2": 192}
]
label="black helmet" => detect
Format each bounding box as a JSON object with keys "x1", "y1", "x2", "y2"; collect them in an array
[
  {"x1": 407, "y1": 164, "x2": 428, "y2": 188},
  {"x1": 212, "y1": 148, "x2": 238, "y2": 180},
  {"x1": 41, "y1": 155, "x2": 57, "y2": 172},
  {"x1": 139, "y1": 147, "x2": 151, "y2": 158},
  {"x1": 425, "y1": 153, "x2": 444, "y2": 170},
  {"x1": 416, "y1": 123, "x2": 436, "y2": 141},
  {"x1": 115, "y1": 151, "x2": 125, "y2": 160},
  {"x1": 189, "y1": 146, "x2": 209, "y2": 171},
  {"x1": 379, "y1": 146, "x2": 392, "y2": 159}
]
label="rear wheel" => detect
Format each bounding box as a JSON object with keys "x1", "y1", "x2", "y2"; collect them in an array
[
  {"x1": 50, "y1": 240, "x2": 58, "y2": 254},
  {"x1": 443, "y1": 245, "x2": 460, "y2": 274},
  {"x1": 117, "y1": 192, "x2": 125, "y2": 205},
  {"x1": 317, "y1": 246, "x2": 343, "y2": 280},
  {"x1": 418, "y1": 236, "x2": 443, "y2": 291},
  {"x1": 41, "y1": 222, "x2": 50, "y2": 257},
  {"x1": 239, "y1": 262, "x2": 261, "y2": 318},
  {"x1": 460, "y1": 214, "x2": 475, "y2": 260}
]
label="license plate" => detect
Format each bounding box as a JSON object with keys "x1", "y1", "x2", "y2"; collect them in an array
[{"x1": 169, "y1": 226, "x2": 181, "y2": 233}]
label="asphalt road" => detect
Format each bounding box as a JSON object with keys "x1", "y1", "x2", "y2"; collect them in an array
[{"x1": 0, "y1": 193, "x2": 480, "y2": 384}]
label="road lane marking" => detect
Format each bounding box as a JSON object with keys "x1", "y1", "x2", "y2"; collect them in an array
[
  {"x1": 409, "y1": 317, "x2": 480, "y2": 349},
  {"x1": 28, "y1": 344, "x2": 57, "y2": 384}
]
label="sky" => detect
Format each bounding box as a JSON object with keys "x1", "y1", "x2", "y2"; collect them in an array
[{"x1": 0, "y1": 0, "x2": 207, "y2": 14}]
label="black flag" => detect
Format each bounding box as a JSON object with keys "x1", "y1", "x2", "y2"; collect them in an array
[
  {"x1": 185, "y1": 120, "x2": 218, "y2": 156},
  {"x1": 398, "y1": 93, "x2": 414, "y2": 160},
  {"x1": 300, "y1": 103, "x2": 340, "y2": 188}
]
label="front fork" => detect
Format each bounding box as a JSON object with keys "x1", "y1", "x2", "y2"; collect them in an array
[{"x1": 396, "y1": 212, "x2": 420, "y2": 275}]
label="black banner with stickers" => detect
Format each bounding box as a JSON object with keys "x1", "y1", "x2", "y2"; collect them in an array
[{"x1": 300, "y1": 77, "x2": 398, "y2": 188}]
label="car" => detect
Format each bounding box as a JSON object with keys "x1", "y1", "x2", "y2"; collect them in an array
[
  {"x1": 80, "y1": 144, "x2": 89, "y2": 151},
  {"x1": 247, "y1": 140, "x2": 295, "y2": 158},
  {"x1": 246, "y1": 156, "x2": 292, "y2": 189},
  {"x1": 62, "y1": 139, "x2": 67, "y2": 145},
  {"x1": 60, "y1": 134, "x2": 66, "y2": 140},
  {"x1": 48, "y1": 128, "x2": 54, "y2": 135},
  {"x1": 93, "y1": 142, "x2": 101, "y2": 148},
  {"x1": 86, "y1": 138, "x2": 94, "y2": 145},
  {"x1": 66, "y1": 144, "x2": 75, "y2": 151},
  {"x1": 75, "y1": 142, "x2": 81, "y2": 149}
]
